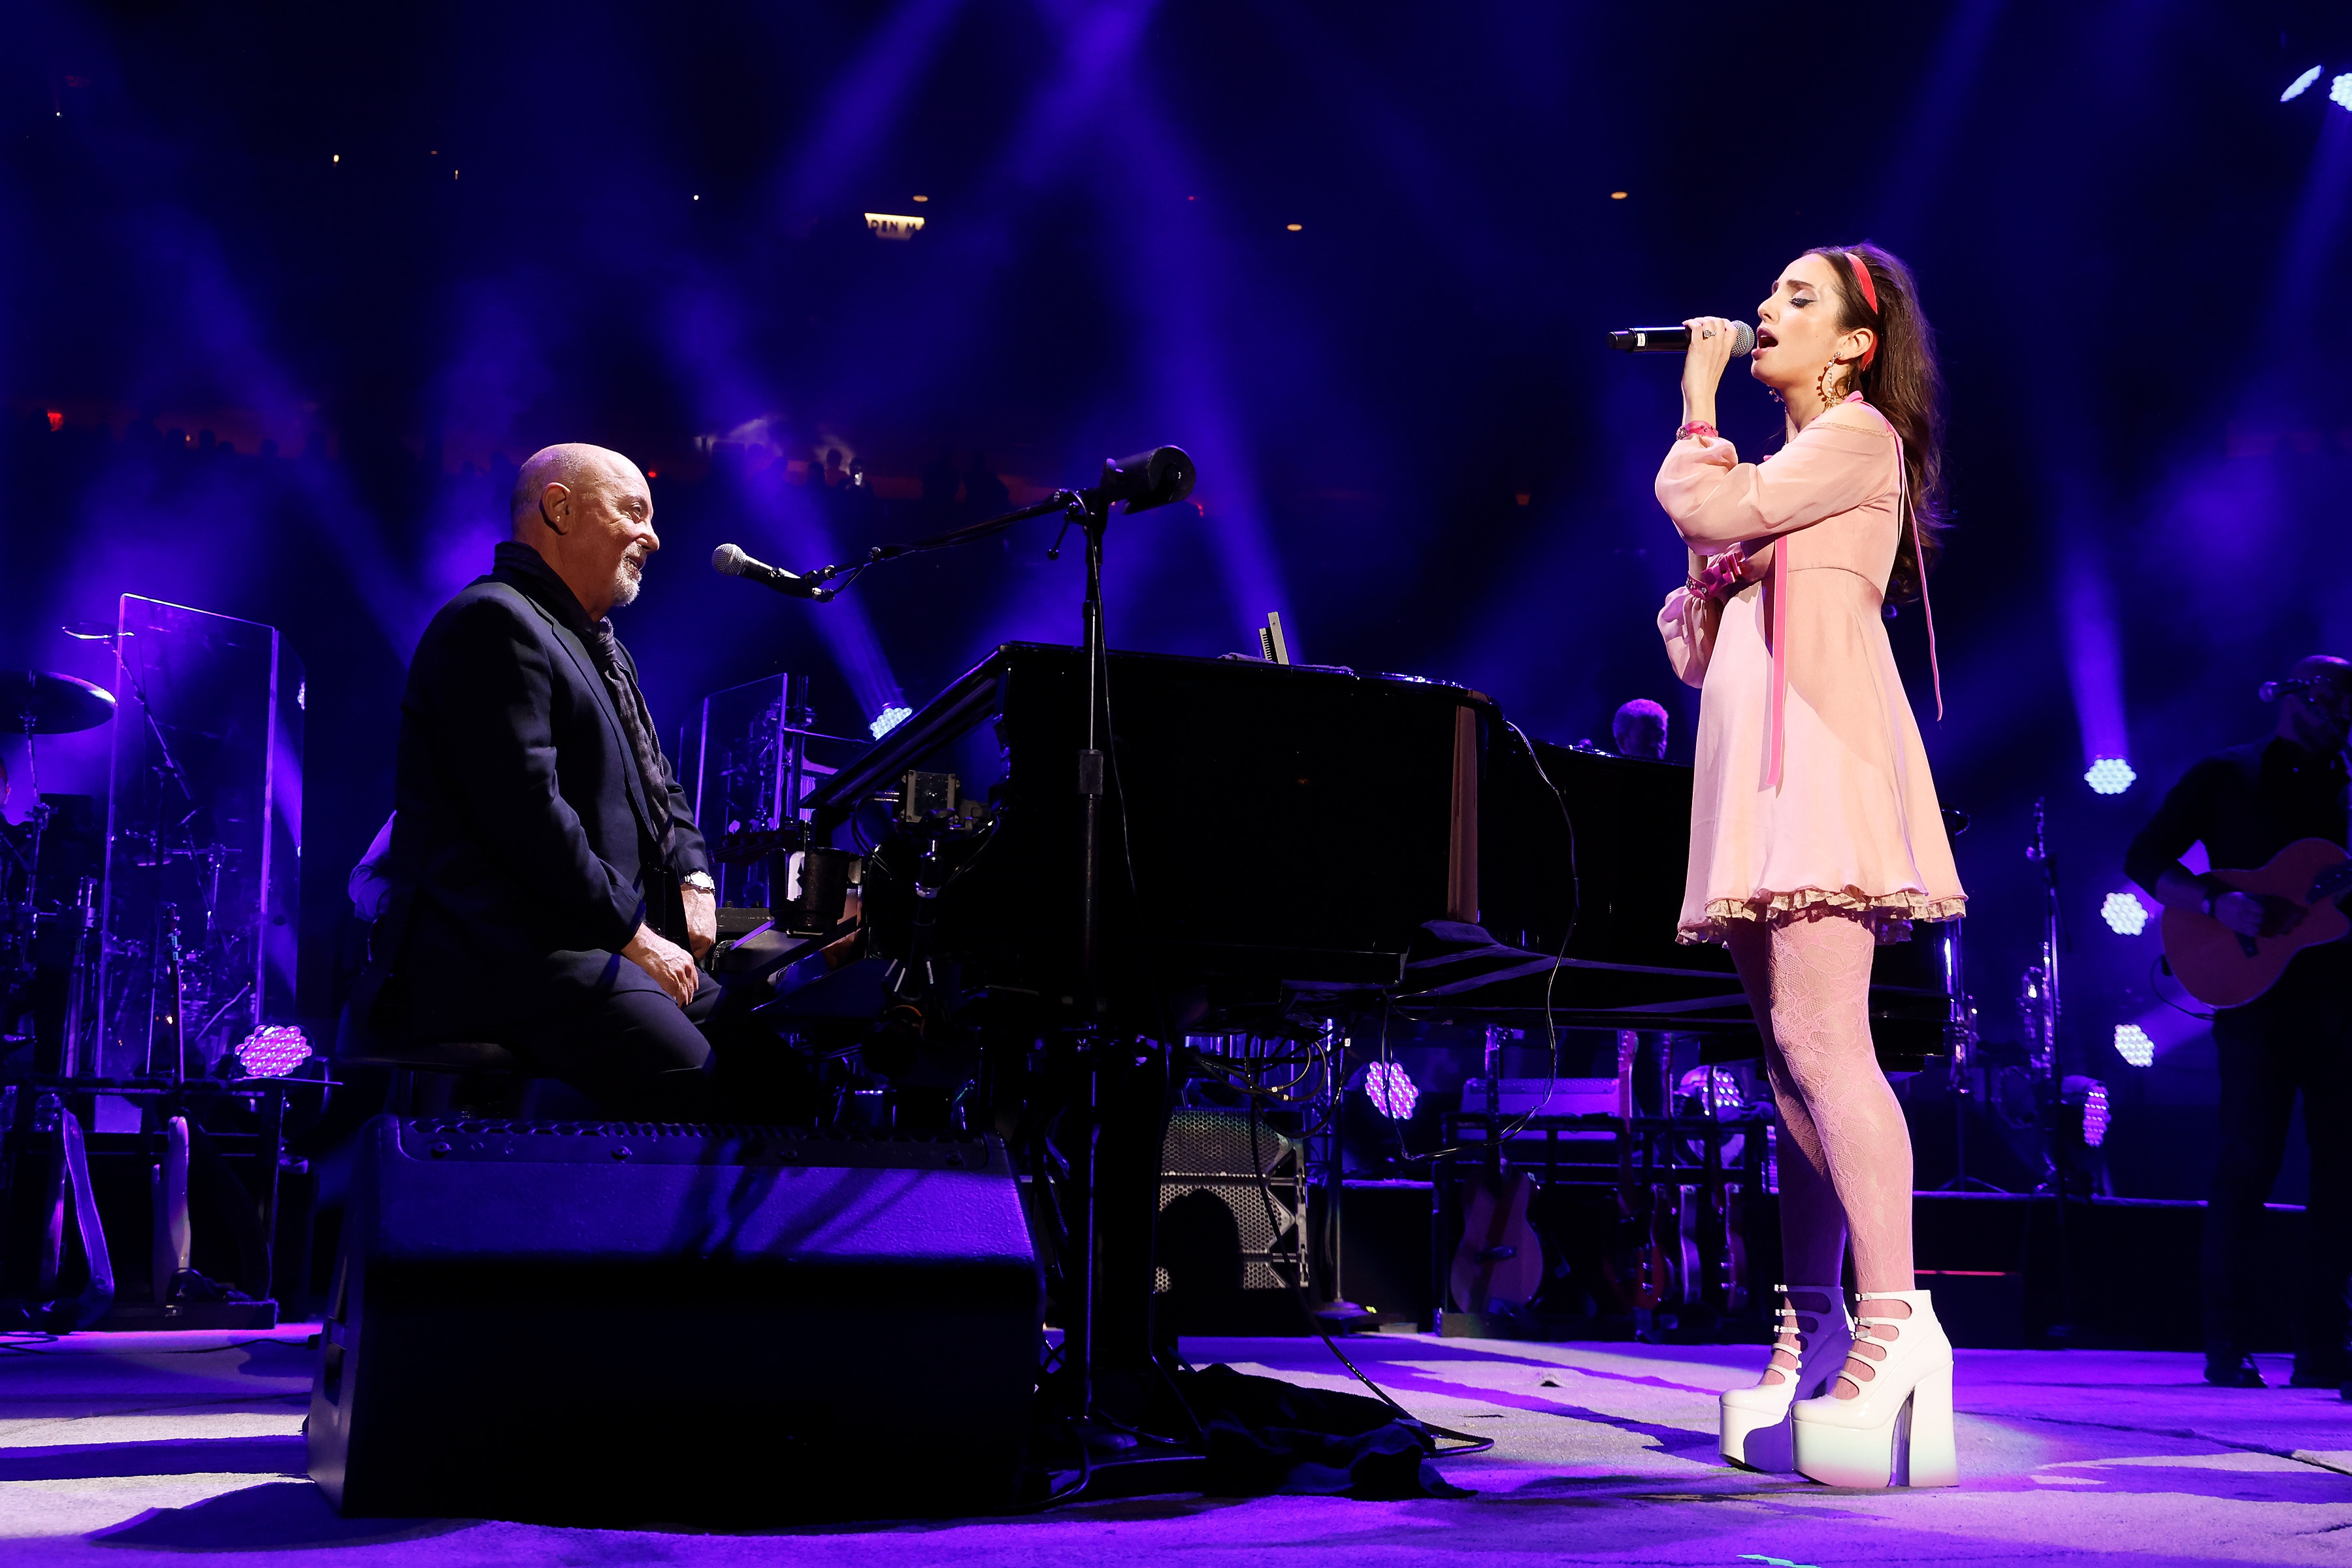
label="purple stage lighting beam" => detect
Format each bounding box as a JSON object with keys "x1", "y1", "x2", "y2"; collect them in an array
[
  {"x1": 1041, "y1": 4, "x2": 1292, "y2": 645},
  {"x1": 772, "y1": 0, "x2": 968, "y2": 226},
  {"x1": 1869, "y1": 0, "x2": 2008, "y2": 236},
  {"x1": 2057, "y1": 527, "x2": 2131, "y2": 786}
]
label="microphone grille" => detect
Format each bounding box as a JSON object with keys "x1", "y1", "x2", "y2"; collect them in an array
[
  {"x1": 1729, "y1": 320, "x2": 1757, "y2": 356},
  {"x1": 711, "y1": 543, "x2": 748, "y2": 577}
]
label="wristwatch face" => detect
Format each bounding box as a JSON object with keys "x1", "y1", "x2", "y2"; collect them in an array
[{"x1": 682, "y1": 872, "x2": 715, "y2": 892}]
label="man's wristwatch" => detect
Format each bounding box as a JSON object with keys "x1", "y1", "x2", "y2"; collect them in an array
[{"x1": 681, "y1": 871, "x2": 715, "y2": 894}]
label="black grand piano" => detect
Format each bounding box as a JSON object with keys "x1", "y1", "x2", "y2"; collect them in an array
[
  {"x1": 785, "y1": 639, "x2": 1965, "y2": 1446},
  {"x1": 804, "y1": 641, "x2": 1961, "y2": 1059}
]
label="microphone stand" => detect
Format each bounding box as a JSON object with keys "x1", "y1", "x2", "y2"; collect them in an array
[
  {"x1": 802, "y1": 490, "x2": 1085, "y2": 593},
  {"x1": 798, "y1": 482, "x2": 1132, "y2": 1012},
  {"x1": 796, "y1": 480, "x2": 1132, "y2": 1426}
]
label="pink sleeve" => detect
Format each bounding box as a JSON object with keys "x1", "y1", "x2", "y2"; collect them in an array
[
  {"x1": 1654, "y1": 419, "x2": 1895, "y2": 549},
  {"x1": 1658, "y1": 587, "x2": 1712, "y2": 689}
]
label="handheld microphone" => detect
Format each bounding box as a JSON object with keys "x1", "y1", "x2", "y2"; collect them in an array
[
  {"x1": 1607, "y1": 321, "x2": 1756, "y2": 355},
  {"x1": 712, "y1": 543, "x2": 827, "y2": 600}
]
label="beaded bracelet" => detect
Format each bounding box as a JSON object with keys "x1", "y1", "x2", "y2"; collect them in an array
[{"x1": 1677, "y1": 421, "x2": 1719, "y2": 441}]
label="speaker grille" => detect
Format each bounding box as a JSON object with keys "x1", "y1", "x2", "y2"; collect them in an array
[{"x1": 1156, "y1": 1109, "x2": 1307, "y2": 1294}]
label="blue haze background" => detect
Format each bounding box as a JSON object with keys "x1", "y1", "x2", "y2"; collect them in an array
[{"x1": 1, "y1": 0, "x2": 2348, "y2": 1200}]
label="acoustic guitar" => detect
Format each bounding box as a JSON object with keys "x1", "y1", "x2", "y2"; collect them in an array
[
  {"x1": 2161, "y1": 838, "x2": 2352, "y2": 1007},
  {"x1": 1448, "y1": 1028, "x2": 1546, "y2": 1316}
]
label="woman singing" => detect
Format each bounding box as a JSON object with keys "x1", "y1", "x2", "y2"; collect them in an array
[{"x1": 1654, "y1": 244, "x2": 1966, "y2": 1488}]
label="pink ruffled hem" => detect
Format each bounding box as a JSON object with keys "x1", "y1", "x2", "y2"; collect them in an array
[{"x1": 1677, "y1": 887, "x2": 1968, "y2": 948}]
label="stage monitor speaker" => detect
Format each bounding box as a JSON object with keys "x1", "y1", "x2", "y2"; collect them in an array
[
  {"x1": 1152, "y1": 1108, "x2": 1309, "y2": 1335},
  {"x1": 308, "y1": 1115, "x2": 1041, "y2": 1524}
]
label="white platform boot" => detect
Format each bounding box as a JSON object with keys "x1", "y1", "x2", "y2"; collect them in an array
[
  {"x1": 1720, "y1": 1284, "x2": 1854, "y2": 1472},
  {"x1": 1790, "y1": 1289, "x2": 1957, "y2": 1488}
]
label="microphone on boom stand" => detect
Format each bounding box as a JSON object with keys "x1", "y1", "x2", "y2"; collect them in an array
[
  {"x1": 711, "y1": 543, "x2": 832, "y2": 601},
  {"x1": 720, "y1": 444, "x2": 1200, "y2": 605}
]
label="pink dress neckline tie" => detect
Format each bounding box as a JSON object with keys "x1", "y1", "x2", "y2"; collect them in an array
[{"x1": 1763, "y1": 394, "x2": 1943, "y2": 792}]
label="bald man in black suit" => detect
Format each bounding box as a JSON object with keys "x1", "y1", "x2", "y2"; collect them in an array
[{"x1": 367, "y1": 443, "x2": 725, "y2": 1111}]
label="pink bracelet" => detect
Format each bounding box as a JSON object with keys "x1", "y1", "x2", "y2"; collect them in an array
[{"x1": 1677, "y1": 421, "x2": 1719, "y2": 441}]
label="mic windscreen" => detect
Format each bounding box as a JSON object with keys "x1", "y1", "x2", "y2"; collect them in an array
[
  {"x1": 1103, "y1": 446, "x2": 1197, "y2": 515},
  {"x1": 1728, "y1": 320, "x2": 1756, "y2": 355},
  {"x1": 712, "y1": 543, "x2": 751, "y2": 578}
]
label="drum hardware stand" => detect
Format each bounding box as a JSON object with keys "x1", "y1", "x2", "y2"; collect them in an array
[
  {"x1": 2023, "y1": 795, "x2": 2081, "y2": 1339},
  {"x1": 1931, "y1": 917, "x2": 2004, "y2": 1193}
]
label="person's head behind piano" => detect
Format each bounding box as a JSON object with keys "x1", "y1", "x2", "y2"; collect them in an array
[{"x1": 1613, "y1": 698, "x2": 1669, "y2": 761}]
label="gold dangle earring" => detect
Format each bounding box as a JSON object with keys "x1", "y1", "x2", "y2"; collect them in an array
[{"x1": 1815, "y1": 359, "x2": 1836, "y2": 408}]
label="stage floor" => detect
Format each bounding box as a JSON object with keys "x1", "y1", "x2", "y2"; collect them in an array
[{"x1": 3, "y1": 1324, "x2": 2349, "y2": 1565}]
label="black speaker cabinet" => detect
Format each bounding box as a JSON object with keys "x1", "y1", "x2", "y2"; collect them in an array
[{"x1": 308, "y1": 1116, "x2": 1041, "y2": 1524}]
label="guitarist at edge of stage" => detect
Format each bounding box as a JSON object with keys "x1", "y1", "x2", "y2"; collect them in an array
[{"x1": 2125, "y1": 654, "x2": 2352, "y2": 1395}]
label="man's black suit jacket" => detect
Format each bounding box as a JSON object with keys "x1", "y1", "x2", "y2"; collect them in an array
[{"x1": 379, "y1": 543, "x2": 710, "y2": 1037}]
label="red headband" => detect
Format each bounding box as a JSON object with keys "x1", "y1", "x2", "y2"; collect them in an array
[{"x1": 1846, "y1": 251, "x2": 1880, "y2": 369}]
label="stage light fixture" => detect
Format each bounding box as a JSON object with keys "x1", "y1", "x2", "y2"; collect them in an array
[
  {"x1": 2100, "y1": 890, "x2": 2149, "y2": 936},
  {"x1": 1285, "y1": 223, "x2": 1303, "y2": 231},
  {"x1": 2063, "y1": 1075, "x2": 2111, "y2": 1147},
  {"x1": 2083, "y1": 757, "x2": 2136, "y2": 794},
  {"x1": 2113, "y1": 1022, "x2": 2155, "y2": 1068},
  {"x1": 235, "y1": 1024, "x2": 312, "y2": 1079},
  {"x1": 2333, "y1": 73, "x2": 2352, "y2": 112},
  {"x1": 869, "y1": 705, "x2": 913, "y2": 740},
  {"x1": 1610, "y1": 191, "x2": 1627, "y2": 200},
  {"x1": 1364, "y1": 1059, "x2": 1418, "y2": 1120},
  {"x1": 2282, "y1": 65, "x2": 2323, "y2": 101}
]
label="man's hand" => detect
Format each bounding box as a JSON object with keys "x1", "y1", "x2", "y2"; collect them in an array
[
  {"x1": 2210, "y1": 887, "x2": 2306, "y2": 940},
  {"x1": 681, "y1": 884, "x2": 717, "y2": 958},
  {"x1": 621, "y1": 922, "x2": 699, "y2": 1007},
  {"x1": 2153, "y1": 862, "x2": 2308, "y2": 941}
]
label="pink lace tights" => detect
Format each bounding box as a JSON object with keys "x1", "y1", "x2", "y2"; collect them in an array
[{"x1": 1726, "y1": 909, "x2": 1914, "y2": 1295}]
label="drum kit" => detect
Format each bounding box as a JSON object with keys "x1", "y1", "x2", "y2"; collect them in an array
[{"x1": 1, "y1": 671, "x2": 117, "y2": 1071}]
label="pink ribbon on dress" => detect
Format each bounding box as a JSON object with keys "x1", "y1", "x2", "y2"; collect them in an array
[
  {"x1": 1766, "y1": 528, "x2": 1791, "y2": 790},
  {"x1": 1762, "y1": 393, "x2": 1943, "y2": 792}
]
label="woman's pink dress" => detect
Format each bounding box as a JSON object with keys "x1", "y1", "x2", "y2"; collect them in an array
[{"x1": 1654, "y1": 397, "x2": 1966, "y2": 945}]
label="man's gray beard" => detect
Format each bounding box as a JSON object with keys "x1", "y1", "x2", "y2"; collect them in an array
[{"x1": 611, "y1": 559, "x2": 644, "y2": 608}]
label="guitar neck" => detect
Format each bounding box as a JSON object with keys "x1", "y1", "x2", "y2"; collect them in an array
[{"x1": 1482, "y1": 1026, "x2": 1504, "y2": 1175}]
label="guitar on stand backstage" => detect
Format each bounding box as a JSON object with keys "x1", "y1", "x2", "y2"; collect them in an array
[
  {"x1": 1446, "y1": 1026, "x2": 1544, "y2": 1333},
  {"x1": 1603, "y1": 1028, "x2": 1669, "y2": 1316}
]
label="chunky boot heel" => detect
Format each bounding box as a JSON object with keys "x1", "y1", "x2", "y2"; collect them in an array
[
  {"x1": 1791, "y1": 1289, "x2": 1957, "y2": 1489},
  {"x1": 1720, "y1": 1285, "x2": 1853, "y2": 1472},
  {"x1": 1901, "y1": 1365, "x2": 1958, "y2": 1487}
]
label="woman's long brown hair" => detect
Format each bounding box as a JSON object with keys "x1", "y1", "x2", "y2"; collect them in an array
[{"x1": 1809, "y1": 242, "x2": 1945, "y2": 602}]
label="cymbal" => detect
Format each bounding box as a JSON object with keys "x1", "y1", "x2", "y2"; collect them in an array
[{"x1": 4, "y1": 672, "x2": 116, "y2": 736}]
